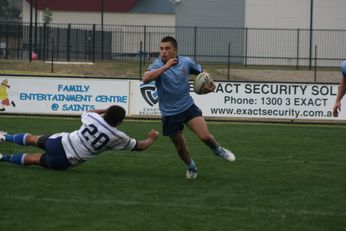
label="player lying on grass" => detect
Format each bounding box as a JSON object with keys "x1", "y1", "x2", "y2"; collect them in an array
[{"x1": 0, "y1": 105, "x2": 159, "y2": 170}]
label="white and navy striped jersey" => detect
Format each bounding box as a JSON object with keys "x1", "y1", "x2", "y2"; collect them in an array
[{"x1": 60, "y1": 112, "x2": 137, "y2": 165}]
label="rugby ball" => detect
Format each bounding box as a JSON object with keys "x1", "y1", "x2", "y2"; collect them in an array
[{"x1": 193, "y1": 72, "x2": 211, "y2": 94}]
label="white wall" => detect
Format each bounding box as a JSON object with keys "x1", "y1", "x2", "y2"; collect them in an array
[
  {"x1": 245, "y1": 0, "x2": 346, "y2": 67},
  {"x1": 22, "y1": 1, "x2": 175, "y2": 26},
  {"x1": 175, "y1": 0, "x2": 245, "y2": 27},
  {"x1": 314, "y1": 0, "x2": 346, "y2": 29},
  {"x1": 44, "y1": 12, "x2": 175, "y2": 26},
  {"x1": 245, "y1": 0, "x2": 346, "y2": 29}
]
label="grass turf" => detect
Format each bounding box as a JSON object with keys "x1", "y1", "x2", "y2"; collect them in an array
[{"x1": 0, "y1": 116, "x2": 345, "y2": 231}]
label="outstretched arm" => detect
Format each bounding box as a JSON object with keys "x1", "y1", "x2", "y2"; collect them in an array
[
  {"x1": 88, "y1": 109, "x2": 107, "y2": 115},
  {"x1": 133, "y1": 129, "x2": 159, "y2": 151},
  {"x1": 333, "y1": 78, "x2": 346, "y2": 117}
]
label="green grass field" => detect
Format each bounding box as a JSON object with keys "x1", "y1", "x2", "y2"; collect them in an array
[{"x1": 0, "y1": 116, "x2": 345, "y2": 231}]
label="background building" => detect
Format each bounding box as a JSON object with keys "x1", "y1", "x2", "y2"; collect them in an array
[
  {"x1": 173, "y1": 0, "x2": 346, "y2": 66},
  {"x1": 2, "y1": 0, "x2": 345, "y2": 66},
  {"x1": 22, "y1": 0, "x2": 175, "y2": 26},
  {"x1": 245, "y1": 0, "x2": 346, "y2": 29},
  {"x1": 174, "y1": 0, "x2": 346, "y2": 30}
]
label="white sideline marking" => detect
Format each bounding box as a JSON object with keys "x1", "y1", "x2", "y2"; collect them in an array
[{"x1": 4, "y1": 195, "x2": 345, "y2": 217}]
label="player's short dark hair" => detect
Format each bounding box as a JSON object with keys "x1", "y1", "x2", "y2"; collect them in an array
[
  {"x1": 161, "y1": 36, "x2": 177, "y2": 48},
  {"x1": 104, "y1": 105, "x2": 126, "y2": 127}
]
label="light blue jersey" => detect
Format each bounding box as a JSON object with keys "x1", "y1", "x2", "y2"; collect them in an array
[
  {"x1": 148, "y1": 56, "x2": 202, "y2": 116},
  {"x1": 341, "y1": 60, "x2": 346, "y2": 77}
]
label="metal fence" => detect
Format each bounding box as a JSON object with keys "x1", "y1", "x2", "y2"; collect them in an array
[{"x1": 1, "y1": 22, "x2": 345, "y2": 67}]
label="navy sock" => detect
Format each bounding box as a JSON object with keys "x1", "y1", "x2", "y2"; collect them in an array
[
  {"x1": 9, "y1": 153, "x2": 26, "y2": 165},
  {"x1": 5, "y1": 133, "x2": 27, "y2": 145},
  {"x1": 0, "y1": 154, "x2": 11, "y2": 162},
  {"x1": 212, "y1": 145, "x2": 222, "y2": 155},
  {"x1": 187, "y1": 159, "x2": 197, "y2": 171}
]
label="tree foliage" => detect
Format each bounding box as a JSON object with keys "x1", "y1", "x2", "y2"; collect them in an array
[
  {"x1": 42, "y1": 8, "x2": 53, "y2": 24},
  {"x1": 0, "y1": 0, "x2": 21, "y2": 20}
]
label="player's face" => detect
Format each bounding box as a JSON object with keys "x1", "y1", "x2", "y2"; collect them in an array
[{"x1": 160, "y1": 42, "x2": 177, "y2": 62}]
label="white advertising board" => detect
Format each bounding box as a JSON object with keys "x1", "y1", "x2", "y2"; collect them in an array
[
  {"x1": 0, "y1": 76, "x2": 129, "y2": 115},
  {"x1": 132, "y1": 80, "x2": 161, "y2": 116},
  {"x1": 134, "y1": 81, "x2": 345, "y2": 121},
  {"x1": 1, "y1": 76, "x2": 344, "y2": 121}
]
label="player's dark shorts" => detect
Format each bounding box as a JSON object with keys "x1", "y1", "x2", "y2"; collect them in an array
[
  {"x1": 38, "y1": 135, "x2": 71, "y2": 170},
  {"x1": 162, "y1": 104, "x2": 202, "y2": 136}
]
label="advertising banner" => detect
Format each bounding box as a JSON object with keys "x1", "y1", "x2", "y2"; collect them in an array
[
  {"x1": 1, "y1": 75, "x2": 344, "y2": 121},
  {"x1": 0, "y1": 76, "x2": 129, "y2": 115},
  {"x1": 135, "y1": 81, "x2": 345, "y2": 121}
]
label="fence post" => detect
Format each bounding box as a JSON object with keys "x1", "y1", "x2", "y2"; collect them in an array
[
  {"x1": 0, "y1": 24, "x2": 2, "y2": 57},
  {"x1": 37, "y1": 24, "x2": 42, "y2": 60},
  {"x1": 143, "y1": 25, "x2": 147, "y2": 65},
  {"x1": 92, "y1": 24, "x2": 96, "y2": 63},
  {"x1": 227, "y1": 42, "x2": 231, "y2": 80},
  {"x1": 296, "y1": 28, "x2": 300, "y2": 70},
  {"x1": 194, "y1": 26, "x2": 197, "y2": 61},
  {"x1": 309, "y1": 0, "x2": 314, "y2": 70},
  {"x1": 43, "y1": 23, "x2": 46, "y2": 62},
  {"x1": 84, "y1": 30, "x2": 87, "y2": 60},
  {"x1": 56, "y1": 27, "x2": 60, "y2": 60},
  {"x1": 5, "y1": 23, "x2": 9, "y2": 59},
  {"x1": 147, "y1": 31, "x2": 151, "y2": 61},
  {"x1": 16, "y1": 24, "x2": 20, "y2": 59},
  {"x1": 244, "y1": 27, "x2": 248, "y2": 67},
  {"x1": 139, "y1": 41, "x2": 143, "y2": 79},
  {"x1": 51, "y1": 37, "x2": 54, "y2": 73},
  {"x1": 101, "y1": 26, "x2": 104, "y2": 61},
  {"x1": 46, "y1": 25, "x2": 51, "y2": 62},
  {"x1": 314, "y1": 45, "x2": 317, "y2": 82},
  {"x1": 29, "y1": 1, "x2": 33, "y2": 62},
  {"x1": 67, "y1": 24, "x2": 71, "y2": 61},
  {"x1": 34, "y1": 1, "x2": 38, "y2": 55}
]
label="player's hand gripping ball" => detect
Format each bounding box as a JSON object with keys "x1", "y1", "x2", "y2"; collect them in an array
[{"x1": 193, "y1": 72, "x2": 213, "y2": 94}]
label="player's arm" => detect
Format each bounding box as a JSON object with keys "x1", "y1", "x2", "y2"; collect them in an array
[
  {"x1": 88, "y1": 109, "x2": 107, "y2": 115},
  {"x1": 143, "y1": 58, "x2": 178, "y2": 84},
  {"x1": 133, "y1": 129, "x2": 159, "y2": 151},
  {"x1": 333, "y1": 77, "x2": 346, "y2": 117}
]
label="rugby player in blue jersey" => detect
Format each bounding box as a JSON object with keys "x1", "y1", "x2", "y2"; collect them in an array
[
  {"x1": 143, "y1": 36, "x2": 235, "y2": 180},
  {"x1": 333, "y1": 60, "x2": 346, "y2": 117},
  {"x1": 0, "y1": 105, "x2": 159, "y2": 170}
]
